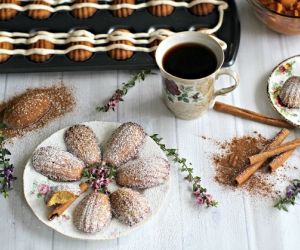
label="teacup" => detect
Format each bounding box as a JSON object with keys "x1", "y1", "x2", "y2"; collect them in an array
[{"x1": 155, "y1": 31, "x2": 239, "y2": 120}]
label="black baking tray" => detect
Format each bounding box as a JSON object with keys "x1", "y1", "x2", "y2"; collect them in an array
[{"x1": 0, "y1": 0, "x2": 240, "y2": 73}]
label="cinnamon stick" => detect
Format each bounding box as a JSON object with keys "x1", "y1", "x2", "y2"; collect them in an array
[
  {"x1": 235, "y1": 129, "x2": 290, "y2": 185},
  {"x1": 48, "y1": 182, "x2": 89, "y2": 221},
  {"x1": 249, "y1": 138, "x2": 300, "y2": 165},
  {"x1": 268, "y1": 149, "x2": 295, "y2": 172},
  {"x1": 213, "y1": 101, "x2": 294, "y2": 129}
]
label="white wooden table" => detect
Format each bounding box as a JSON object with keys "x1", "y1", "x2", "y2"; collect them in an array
[{"x1": 1, "y1": 1, "x2": 300, "y2": 249}]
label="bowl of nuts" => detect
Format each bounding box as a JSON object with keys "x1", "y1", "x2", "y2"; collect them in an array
[{"x1": 248, "y1": 0, "x2": 300, "y2": 35}]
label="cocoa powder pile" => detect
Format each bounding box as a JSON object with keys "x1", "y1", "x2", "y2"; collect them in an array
[
  {"x1": 0, "y1": 84, "x2": 75, "y2": 138},
  {"x1": 211, "y1": 133, "x2": 282, "y2": 197}
]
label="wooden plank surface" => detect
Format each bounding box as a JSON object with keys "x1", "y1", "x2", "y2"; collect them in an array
[{"x1": 0, "y1": 1, "x2": 300, "y2": 249}]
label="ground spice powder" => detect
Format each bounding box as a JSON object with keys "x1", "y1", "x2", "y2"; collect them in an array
[
  {"x1": 0, "y1": 84, "x2": 75, "y2": 138},
  {"x1": 211, "y1": 134, "x2": 280, "y2": 197}
]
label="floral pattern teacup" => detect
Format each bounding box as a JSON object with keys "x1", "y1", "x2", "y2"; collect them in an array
[{"x1": 156, "y1": 31, "x2": 239, "y2": 120}]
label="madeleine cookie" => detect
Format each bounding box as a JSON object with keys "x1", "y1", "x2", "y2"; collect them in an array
[
  {"x1": 279, "y1": 76, "x2": 300, "y2": 108},
  {"x1": 112, "y1": 0, "x2": 135, "y2": 17},
  {"x1": 116, "y1": 157, "x2": 170, "y2": 189},
  {"x1": 27, "y1": 0, "x2": 51, "y2": 20},
  {"x1": 32, "y1": 146, "x2": 85, "y2": 182},
  {"x1": 74, "y1": 193, "x2": 112, "y2": 233},
  {"x1": 64, "y1": 124, "x2": 101, "y2": 165},
  {"x1": 72, "y1": 0, "x2": 97, "y2": 19},
  {"x1": 110, "y1": 188, "x2": 151, "y2": 226},
  {"x1": 0, "y1": 0, "x2": 20, "y2": 20},
  {"x1": 108, "y1": 29, "x2": 134, "y2": 60},
  {"x1": 0, "y1": 41, "x2": 13, "y2": 63},
  {"x1": 67, "y1": 41, "x2": 93, "y2": 62},
  {"x1": 29, "y1": 39, "x2": 54, "y2": 63},
  {"x1": 3, "y1": 90, "x2": 51, "y2": 129},
  {"x1": 103, "y1": 122, "x2": 146, "y2": 167},
  {"x1": 147, "y1": 0, "x2": 174, "y2": 16},
  {"x1": 190, "y1": 3, "x2": 215, "y2": 16}
]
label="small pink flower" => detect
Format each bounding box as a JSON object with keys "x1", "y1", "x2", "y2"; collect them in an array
[
  {"x1": 206, "y1": 194, "x2": 213, "y2": 203},
  {"x1": 196, "y1": 196, "x2": 204, "y2": 205},
  {"x1": 37, "y1": 184, "x2": 50, "y2": 195},
  {"x1": 193, "y1": 189, "x2": 201, "y2": 196},
  {"x1": 278, "y1": 65, "x2": 286, "y2": 73}
]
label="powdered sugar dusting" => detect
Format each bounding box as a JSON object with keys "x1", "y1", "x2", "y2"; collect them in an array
[
  {"x1": 110, "y1": 187, "x2": 151, "y2": 226},
  {"x1": 1, "y1": 84, "x2": 75, "y2": 138},
  {"x1": 103, "y1": 122, "x2": 146, "y2": 167},
  {"x1": 64, "y1": 124, "x2": 101, "y2": 166},
  {"x1": 3, "y1": 91, "x2": 51, "y2": 129},
  {"x1": 73, "y1": 193, "x2": 112, "y2": 233},
  {"x1": 116, "y1": 157, "x2": 170, "y2": 189},
  {"x1": 32, "y1": 146, "x2": 85, "y2": 181}
]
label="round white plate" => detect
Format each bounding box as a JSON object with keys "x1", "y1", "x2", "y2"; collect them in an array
[
  {"x1": 23, "y1": 121, "x2": 170, "y2": 240},
  {"x1": 267, "y1": 55, "x2": 300, "y2": 127}
]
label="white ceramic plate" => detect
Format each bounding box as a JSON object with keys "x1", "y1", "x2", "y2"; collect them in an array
[
  {"x1": 267, "y1": 55, "x2": 300, "y2": 127},
  {"x1": 23, "y1": 121, "x2": 170, "y2": 240}
]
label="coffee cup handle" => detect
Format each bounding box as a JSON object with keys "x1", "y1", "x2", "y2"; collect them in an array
[{"x1": 214, "y1": 68, "x2": 239, "y2": 97}]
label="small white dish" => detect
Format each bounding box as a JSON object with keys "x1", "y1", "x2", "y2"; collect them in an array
[
  {"x1": 23, "y1": 121, "x2": 170, "y2": 240},
  {"x1": 267, "y1": 55, "x2": 300, "y2": 127}
]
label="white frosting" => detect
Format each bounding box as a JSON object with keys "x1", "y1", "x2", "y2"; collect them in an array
[
  {"x1": 0, "y1": 0, "x2": 228, "y2": 13},
  {"x1": 0, "y1": 0, "x2": 228, "y2": 56}
]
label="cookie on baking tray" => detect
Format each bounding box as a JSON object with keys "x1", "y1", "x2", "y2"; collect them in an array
[
  {"x1": 29, "y1": 39, "x2": 54, "y2": 63},
  {"x1": 107, "y1": 29, "x2": 134, "y2": 61},
  {"x1": 0, "y1": 40, "x2": 13, "y2": 63},
  {"x1": 72, "y1": 0, "x2": 97, "y2": 19},
  {"x1": 112, "y1": 0, "x2": 135, "y2": 17},
  {"x1": 189, "y1": 2, "x2": 215, "y2": 16},
  {"x1": 147, "y1": 0, "x2": 174, "y2": 17},
  {"x1": 0, "y1": 0, "x2": 20, "y2": 21},
  {"x1": 67, "y1": 41, "x2": 93, "y2": 62},
  {"x1": 27, "y1": 0, "x2": 52, "y2": 20}
]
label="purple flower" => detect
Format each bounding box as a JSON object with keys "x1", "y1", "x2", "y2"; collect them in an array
[
  {"x1": 88, "y1": 165, "x2": 111, "y2": 194},
  {"x1": 206, "y1": 194, "x2": 213, "y2": 203},
  {"x1": 37, "y1": 184, "x2": 50, "y2": 195},
  {"x1": 0, "y1": 164, "x2": 17, "y2": 192},
  {"x1": 286, "y1": 186, "x2": 294, "y2": 198},
  {"x1": 192, "y1": 94, "x2": 198, "y2": 100}
]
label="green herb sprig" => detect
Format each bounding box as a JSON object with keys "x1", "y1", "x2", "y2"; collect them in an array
[
  {"x1": 96, "y1": 70, "x2": 154, "y2": 112},
  {"x1": 274, "y1": 179, "x2": 300, "y2": 211},
  {"x1": 150, "y1": 134, "x2": 217, "y2": 208}
]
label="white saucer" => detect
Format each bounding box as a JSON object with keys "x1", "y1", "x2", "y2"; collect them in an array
[{"x1": 268, "y1": 55, "x2": 300, "y2": 127}]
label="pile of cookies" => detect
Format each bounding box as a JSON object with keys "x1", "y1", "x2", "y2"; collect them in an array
[
  {"x1": 0, "y1": 0, "x2": 218, "y2": 21},
  {"x1": 31, "y1": 122, "x2": 170, "y2": 233},
  {"x1": 259, "y1": 0, "x2": 300, "y2": 16},
  {"x1": 0, "y1": 0, "x2": 229, "y2": 65}
]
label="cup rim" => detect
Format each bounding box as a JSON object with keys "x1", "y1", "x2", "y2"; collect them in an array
[{"x1": 155, "y1": 31, "x2": 224, "y2": 83}]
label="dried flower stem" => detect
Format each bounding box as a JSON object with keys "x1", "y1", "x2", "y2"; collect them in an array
[
  {"x1": 83, "y1": 163, "x2": 117, "y2": 195},
  {"x1": 0, "y1": 133, "x2": 17, "y2": 198},
  {"x1": 96, "y1": 70, "x2": 154, "y2": 112},
  {"x1": 274, "y1": 179, "x2": 300, "y2": 212},
  {"x1": 150, "y1": 134, "x2": 218, "y2": 208}
]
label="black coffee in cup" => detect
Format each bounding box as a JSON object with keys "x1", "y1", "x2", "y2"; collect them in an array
[{"x1": 162, "y1": 43, "x2": 218, "y2": 79}]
